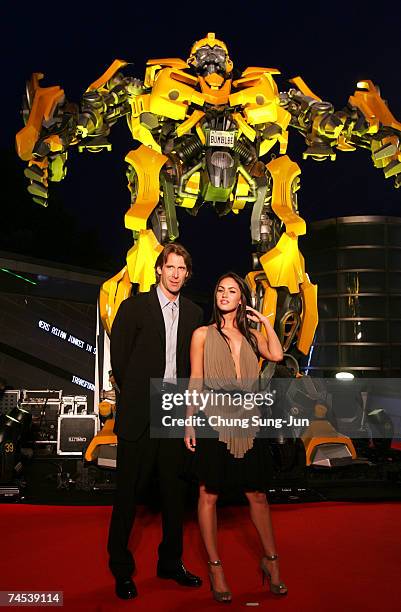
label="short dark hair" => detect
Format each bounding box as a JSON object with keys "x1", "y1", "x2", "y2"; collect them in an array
[{"x1": 155, "y1": 243, "x2": 193, "y2": 281}]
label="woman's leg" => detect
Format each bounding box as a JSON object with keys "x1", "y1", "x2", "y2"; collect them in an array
[
  {"x1": 245, "y1": 491, "x2": 286, "y2": 590},
  {"x1": 198, "y1": 484, "x2": 231, "y2": 598}
]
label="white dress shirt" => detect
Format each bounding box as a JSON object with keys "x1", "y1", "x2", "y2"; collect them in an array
[{"x1": 157, "y1": 284, "x2": 179, "y2": 383}]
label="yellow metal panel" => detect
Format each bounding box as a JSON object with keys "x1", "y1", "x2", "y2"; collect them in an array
[
  {"x1": 181, "y1": 197, "x2": 197, "y2": 209},
  {"x1": 186, "y1": 172, "x2": 200, "y2": 193},
  {"x1": 297, "y1": 271, "x2": 318, "y2": 355},
  {"x1": 349, "y1": 80, "x2": 401, "y2": 133},
  {"x1": 259, "y1": 138, "x2": 277, "y2": 157},
  {"x1": 27, "y1": 158, "x2": 48, "y2": 187},
  {"x1": 181, "y1": 198, "x2": 196, "y2": 209},
  {"x1": 276, "y1": 105, "x2": 291, "y2": 131},
  {"x1": 233, "y1": 72, "x2": 278, "y2": 93},
  {"x1": 204, "y1": 72, "x2": 225, "y2": 87},
  {"x1": 337, "y1": 135, "x2": 356, "y2": 151},
  {"x1": 149, "y1": 68, "x2": 204, "y2": 120},
  {"x1": 242, "y1": 66, "x2": 281, "y2": 76},
  {"x1": 278, "y1": 130, "x2": 289, "y2": 155},
  {"x1": 230, "y1": 73, "x2": 276, "y2": 107},
  {"x1": 303, "y1": 435, "x2": 356, "y2": 466},
  {"x1": 84, "y1": 418, "x2": 117, "y2": 462},
  {"x1": 289, "y1": 76, "x2": 322, "y2": 101},
  {"x1": 261, "y1": 156, "x2": 306, "y2": 292},
  {"x1": 124, "y1": 146, "x2": 168, "y2": 231},
  {"x1": 244, "y1": 103, "x2": 277, "y2": 125},
  {"x1": 181, "y1": 171, "x2": 200, "y2": 208},
  {"x1": 262, "y1": 283, "x2": 278, "y2": 328},
  {"x1": 198, "y1": 76, "x2": 231, "y2": 105},
  {"x1": 16, "y1": 73, "x2": 65, "y2": 161},
  {"x1": 126, "y1": 229, "x2": 163, "y2": 292},
  {"x1": 232, "y1": 112, "x2": 256, "y2": 142},
  {"x1": 129, "y1": 117, "x2": 161, "y2": 152},
  {"x1": 260, "y1": 233, "x2": 304, "y2": 294},
  {"x1": 371, "y1": 135, "x2": 400, "y2": 169},
  {"x1": 144, "y1": 64, "x2": 161, "y2": 88},
  {"x1": 196, "y1": 124, "x2": 206, "y2": 145},
  {"x1": 44, "y1": 135, "x2": 63, "y2": 153},
  {"x1": 130, "y1": 94, "x2": 151, "y2": 117},
  {"x1": 100, "y1": 266, "x2": 132, "y2": 335},
  {"x1": 176, "y1": 110, "x2": 205, "y2": 137},
  {"x1": 230, "y1": 73, "x2": 280, "y2": 125},
  {"x1": 245, "y1": 271, "x2": 260, "y2": 293},
  {"x1": 232, "y1": 173, "x2": 249, "y2": 211},
  {"x1": 147, "y1": 58, "x2": 189, "y2": 69},
  {"x1": 267, "y1": 156, "x2": 305, "y2": 235},
  {"x1": 87, "y1": 59, "x2": 128, "y2": 91}
]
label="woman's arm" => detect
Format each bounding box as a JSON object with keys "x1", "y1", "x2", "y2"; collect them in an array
[
  {"x1": 189, "y1": 326, "x2": 207, "y2": 381},
  {"x1": 246, "y1": 307, "x2": 284, "y2": 362},
  {"x1": 184, "y1": 326, "x2": 207, "y2": 451}
]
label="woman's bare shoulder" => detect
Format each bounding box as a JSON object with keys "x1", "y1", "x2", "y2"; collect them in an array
[{"x1": 192, "y1": 325, "x2": 209, "y2": 339}]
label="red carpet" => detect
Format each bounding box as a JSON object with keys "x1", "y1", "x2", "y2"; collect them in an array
[{"x1": 1, "y1": 502, "x2": 400, "y2": 611}]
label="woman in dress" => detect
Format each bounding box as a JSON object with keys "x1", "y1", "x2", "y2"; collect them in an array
[{"x1": 184, "y1": 272, "x2": 286, "y2": 603}]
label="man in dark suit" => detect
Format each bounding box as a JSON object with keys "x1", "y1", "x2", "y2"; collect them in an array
[{"x1": 108, "y1": 243, "x2": 203, "y2": 600}]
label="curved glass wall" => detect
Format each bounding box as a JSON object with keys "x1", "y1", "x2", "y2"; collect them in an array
[{"x1": 300, "y1": 216, "x2": 401, "y2": 376}]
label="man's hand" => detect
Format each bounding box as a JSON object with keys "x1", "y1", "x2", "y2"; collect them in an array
[{"x1": 184, "y1": 426, "x2": 196, "y2": 452}]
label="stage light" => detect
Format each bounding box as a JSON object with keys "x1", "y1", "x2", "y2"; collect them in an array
[{"x1": 335, "y1": 372, "x2": 355, "y2": 380}]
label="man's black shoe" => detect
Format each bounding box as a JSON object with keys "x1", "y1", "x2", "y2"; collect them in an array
[
  {"x1": 115, "y1": 577, "x2": 138, "y2": 599},
  {"x1": 157, "y1": 562, "x2": 202, "y2": 587}
]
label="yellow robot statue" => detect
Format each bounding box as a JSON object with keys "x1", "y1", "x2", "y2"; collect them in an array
[{"x1": 16, "y1": 33, "x2": 401, "y2": 363}]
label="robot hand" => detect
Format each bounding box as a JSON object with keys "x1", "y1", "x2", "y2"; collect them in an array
[
  {"x1": 346, "y1": 80, "x2": 401, "y2": 188},
  {"x1": 371, "y1": 133, "x2": 401, "y2": 188},
  {"x1": 16, "y1": 73, "x2": 78, "y2": 206},
  {"x1": 23, "y1": 153, "x2": 68, "y2": 207}
]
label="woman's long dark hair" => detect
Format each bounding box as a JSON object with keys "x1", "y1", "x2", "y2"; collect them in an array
[{"x1": 210, "y1": 271, "x2": 259, "y2": 356}]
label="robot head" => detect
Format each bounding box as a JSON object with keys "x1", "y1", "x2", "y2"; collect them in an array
[{"x1": 188, "y1": 33, "x2": 233, "y2": 77}]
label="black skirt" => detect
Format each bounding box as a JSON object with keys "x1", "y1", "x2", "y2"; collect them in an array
[{"x1": 184, "y1": 434, "x2": 273, "y2": 494}]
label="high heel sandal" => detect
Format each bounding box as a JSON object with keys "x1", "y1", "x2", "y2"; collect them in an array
[
  {"x1": 208, "y1": 560, "x2": 232, "y2": 603},
  {"x1": 260, "y1": 554, "x2": 288, "y2": 596}
]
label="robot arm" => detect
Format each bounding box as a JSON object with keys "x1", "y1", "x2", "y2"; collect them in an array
[
  {"x1": 15, "y1": 61, "x2": 144, "y2": 206},
  {"x1": 77, "y1": 60, "x2": 143, "y2": 149},
  {"x1": 280, "y1": 76, "x2": 345, "y2": 161},
  {"x1": 282, "y1": 77, "x2": 401, "y2": 187}
]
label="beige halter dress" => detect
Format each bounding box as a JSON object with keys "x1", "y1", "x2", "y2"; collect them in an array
[
  {"x1": 186, "y1": 327, "x2": 273, "y2": 492},
  {"x1": 202, "y1": 325, "x2": 261, "y2": 459}
]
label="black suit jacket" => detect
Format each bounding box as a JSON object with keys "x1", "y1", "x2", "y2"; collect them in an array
[{"x1": 110, "y1": 286, "x2": 203, "y2": 441}]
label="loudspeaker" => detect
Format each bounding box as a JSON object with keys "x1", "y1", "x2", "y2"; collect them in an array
[
  {"x1": 57, "y1": 415, "x2": 98, "y2": 455},
  {"x1": 0, "y1": 390, "x2": 20, "y2": 415}
]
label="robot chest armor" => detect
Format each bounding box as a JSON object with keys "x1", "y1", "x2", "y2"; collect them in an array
[{"x1": 147, "y1": 66, "x2": 284, "y2": 128}]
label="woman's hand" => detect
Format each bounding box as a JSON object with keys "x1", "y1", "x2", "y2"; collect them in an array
[
  {"x1": 246, "y1": 306, "x2": 283, "y2": 362},
  {"x1": 184, "y1": 425, "x2": 196, "y2": 452},
  {"x1": 246, "y1": 305, "x2": 273, "y2": 326}
]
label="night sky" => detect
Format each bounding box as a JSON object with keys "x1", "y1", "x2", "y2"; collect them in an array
[{"x1": 2, "y1": 3, "x2": 401, "y2": 294}]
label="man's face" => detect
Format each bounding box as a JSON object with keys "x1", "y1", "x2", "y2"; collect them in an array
[{"x1": 157, "y1": 253, "x2": 188, "y2": 298}]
